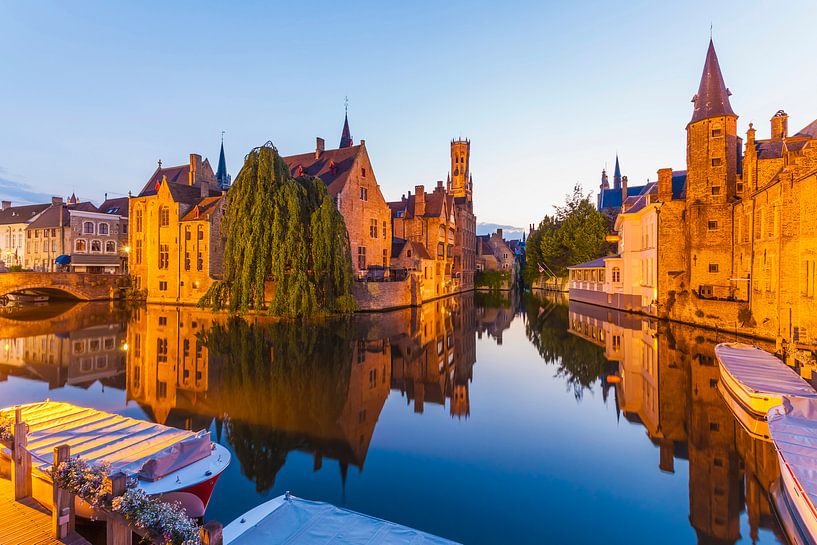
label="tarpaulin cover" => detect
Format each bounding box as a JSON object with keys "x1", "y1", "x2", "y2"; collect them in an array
[
  {"x1": 230, "y1": 496, "x2": 461, "y2": 545},
  {"x1": 715, "y1": 343, "x2": 817, "y2": 398},
  {"x1": 769, "y1": 397, "x2": 817, "y2": 513},
  {"x1": 1, "y1": 401, "x2": 211, "y2": 480},
  {"x1": 54, "y1": 254, "x2": 71, "y2": 265}
]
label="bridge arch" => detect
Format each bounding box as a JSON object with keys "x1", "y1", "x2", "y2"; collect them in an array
[{"x1": 0, "y1": 272, "x2": 127, "y2": 301}]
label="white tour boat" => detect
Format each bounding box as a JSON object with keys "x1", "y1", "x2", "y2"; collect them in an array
[
  {"x1": 223, "y1": 493, "x2": 462, "y2": 544},
  {"x1": 0, "y1": 400, "x2": 230, "y2": 518},
  {"x1": 768, "y1": 397, "x2": 817, "y2": 544},
  {"x1": 715, "y1": 342, "x2": 817, "y2": 418}
]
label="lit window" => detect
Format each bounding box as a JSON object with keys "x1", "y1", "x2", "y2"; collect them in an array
[
  {"x1": 105, "y1": 241, "x2": 116, "y2": 253},
  {"x1": 75, "y1": 239, "x2": 87, "y2": 253}
]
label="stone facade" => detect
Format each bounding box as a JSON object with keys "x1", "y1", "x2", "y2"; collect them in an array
[
  {"x1": 476, "y1": 229, "x2": 516, "y2": 272},
  {"x1": 129, "y1": 153, "x2": 225, "y2": 305}
]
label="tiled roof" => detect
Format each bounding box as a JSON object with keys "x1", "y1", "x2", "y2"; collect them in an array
[
  {"x1": 796, "y1": 118, "x2": 817, "y2": 139},
  {"x1": 409, "y1": 241, "x2": 431, "y2": 260},
  {"x1": 282, "y1": 145, "x2": 361, "y2": 198},
  {"x1": 568, "y1": 256, "x2": 615, "y2": 269},
  {"x1": 180, "y1": 196, "x2": 223, "y2": 221},
  {"x1": 599, "y1": 184, "x2": 646, "y2": 210},
  {"x1": 0, "y1": 203, "x2": 50, "y2": 225},
  {"x1": 388, "y1": 189, "x2": 449, "y2": 220},
  {"x1": 29, "y1": 202, "x2": 98, "y2": 229},
  {"x1": 690, "y1": 39, "x2": 736, "y2": 123},
  {"x1": 391, "y1": 237, "x2": 408, "y2": 257},
  {"x1": 139, "y1": 165, "x2": 191, "y2": 196},
  {"x1": 99, "y1": 197, "x2": 129, "y2": 217}
]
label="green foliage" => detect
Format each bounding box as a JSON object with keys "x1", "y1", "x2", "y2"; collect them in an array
[
  {"x1": 200, "y1": 143, "x2": 355, "y2": 317},
  {"x1": 524, "y1": 184, "x2": 612, "y2": 281},
  {"x1": 475, "y1": 270, "x2": 511, "y2": 290}
]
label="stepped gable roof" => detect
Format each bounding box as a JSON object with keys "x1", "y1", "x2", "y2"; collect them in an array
[
  {"x1": 99, "y1": 196, "x2": 129, "y2": 217},
  {"x1": 29, "y1": 201, "x2": 98, "y2": 228},
  {"x1": 0, "y1": 203, "x2": 51, "y2": 225},
  {"x1": 796, "y1": 118, "x2": 817, "y2": 139},
  {"x1": 180, "y1": 195, "x2": 223, "y2": 221},
  {"x1": 283, "y1": 145, "x2": 361, "y2": 198},
  {"x1": 690, "y1": 39, "x2": 736, "y2": 123}
]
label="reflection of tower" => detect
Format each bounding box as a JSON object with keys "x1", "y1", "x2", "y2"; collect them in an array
[{"x1": 688, "y1": 349, "x2": 741, "y2": 545}]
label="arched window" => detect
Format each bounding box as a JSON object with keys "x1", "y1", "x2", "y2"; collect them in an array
[
  {"x1": 75, "y1": 239, "x2": 87, "y2": 253},
  {"x1": 83, "y1": 221, "x2": 95, "y2": 234},
  {"x1": 91, "y1": 240, "x2": 101, "y2": 253},
  {"x1": 105, "y1": 241, "x2": 116, "y2": 253},
  {"x1": 159, "y1": 206, "x2": 170, "y2": 227},
  {"x1": 98, "y1": 223, "x2": 109, "y2": 235}
]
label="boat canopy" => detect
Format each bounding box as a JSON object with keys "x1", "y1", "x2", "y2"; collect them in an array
[
  {"x1": 229, "y1": 495, "x2": 461, "y2": 545},
  {"x1": 715, "y1": 343, "x2": 817, "y2": 398},
  {"x1": 769, "y1": 398, "x2": 817, "y2": 512},
  {"x1": 1, "y1": 401, "x2": 212, "y2": 481},
  {"x1": 54, "y1": 254, "x2": 71, "y2": 265}
]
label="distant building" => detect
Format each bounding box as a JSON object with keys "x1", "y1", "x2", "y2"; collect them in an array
[
  {"x1": 129, "y1": 153, "x2": 225, "y2": 303},
  {"x1": 476, "y1": 229, "x2": 515, "y2": 272},
  {"x1": 0, "y1": 200, "x2": 51, "y2": 268},
  {"x1": 25, "y1": 194, "x2": 128, "y2": 273}
]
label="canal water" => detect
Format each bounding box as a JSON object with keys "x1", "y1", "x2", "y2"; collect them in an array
[{"x1": 0, "y1": 292, "x2": 792, "y2": 544}]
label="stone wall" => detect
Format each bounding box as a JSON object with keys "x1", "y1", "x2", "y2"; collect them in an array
[{"x1": 352, "y1": 277, "x2": 419, "y2": 311}]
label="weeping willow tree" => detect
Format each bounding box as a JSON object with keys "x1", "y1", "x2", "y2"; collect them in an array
[{"x1": 199, "y1": 142, "x2": 356, "y2": 316}]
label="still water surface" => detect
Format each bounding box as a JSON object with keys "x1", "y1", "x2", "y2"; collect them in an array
[{"x1": 0, "y1": 293, "x2": 792, "y2": 544}]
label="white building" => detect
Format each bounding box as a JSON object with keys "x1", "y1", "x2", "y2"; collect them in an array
[{"x1": 0, "y1": 200, "x2": 52, "y2": 269}]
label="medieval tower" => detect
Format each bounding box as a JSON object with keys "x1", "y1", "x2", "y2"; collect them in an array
[
  {"x1": 685, "y1": 39, "x2": 741, "y2": 298},
  {"x1": 450, "y1": 138, "x2": 472, "y2": 201}
]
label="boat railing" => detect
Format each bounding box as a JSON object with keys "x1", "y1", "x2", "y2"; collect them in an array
[{"x1": 2, "y1": 406, "x2": 225, "y2": 545}]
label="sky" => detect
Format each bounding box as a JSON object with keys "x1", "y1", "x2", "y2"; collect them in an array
[{"x1": 1, "y1": 1, "x2": 816, "y2": 227}]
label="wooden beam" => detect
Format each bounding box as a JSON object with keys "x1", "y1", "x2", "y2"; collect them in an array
[
  {"x1": 52, "y1": 444, "x2": 75, "y2": 539},
  {"x1": 106, "y1": 472, "x2": 132, "y2": 545},
  {"x1": 12, "y1": 407, "x2": 31, "y2": 500}
]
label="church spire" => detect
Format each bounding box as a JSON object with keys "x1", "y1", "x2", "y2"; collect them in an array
[
  {"x1": 613, "y1": 155, "x2": 622, "y2": 190},
  {"x1": 339, "y1": 97, "x2": 353, "y2": 148},
  {"x1": 690, "y1": 39, "x2": 736, "y2": 123},
  {"x1": 216, "y1": 131, "x2": 231, "y2": 190}
]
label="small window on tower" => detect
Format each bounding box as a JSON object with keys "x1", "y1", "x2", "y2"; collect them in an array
[
  {"x1": 711, "y1": 128, "x2": 722, "y2": 138},
  {"x1": 709, "y1": 263, "x2": 719, "y2": 273},
  {"x1": 711, "y1": 186, "x2": 721, "y2": 196},
  {"x1": 708, "y1": 220, "x2": 718, "y2": 230},
  {"x1": 736, "y1": 182, "x2": 744, "y2": 193},
  {"x1": 711, "y1": 157, "x2": 722, "y2": 167}
]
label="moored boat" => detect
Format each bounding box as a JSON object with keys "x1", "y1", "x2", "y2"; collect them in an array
[
  {"x1": 717, "y1": 380, "x2": 771, "y2": 441},
  {"x1": 715, "y1": 342, "x2": 817, "y2": 418},
  {"x1": 0, "y1": 401, "x2": 230, "y2": 518},
  {"x1": 223, "y1": 493, "x2": 462, "y2": 544},
  {"x1": 768, "y1": 397, "x2": 817, "y2": 544}
]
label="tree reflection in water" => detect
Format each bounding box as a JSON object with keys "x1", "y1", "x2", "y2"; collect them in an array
[
  {"x1": 202, "y1": 317, "x2": 355, "y2": 492},
  {"x1": 523, "y1": 293, "x2": 610, "y2": 398}
]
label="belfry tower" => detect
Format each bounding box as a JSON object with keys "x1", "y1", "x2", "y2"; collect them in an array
[{"x1": 450, "y1": 138, "x2": 471, "y2": 201}]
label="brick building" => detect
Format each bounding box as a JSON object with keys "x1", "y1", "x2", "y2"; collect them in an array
[
  {"x1": 571, "y1": 38, "x2": 817, "y2": 349},
  {"x1": 25, "y1": 194, "x2": 128, "y2": 273},
  {"x1": 283, "y1": 115, "x2": 392, "y2": 276},
  {"x1": 449, "y1": 139, "x2": 477, "y2": 291},
  {"x1": 129, "y1": 152, "x2": 225, "y2": 304}
]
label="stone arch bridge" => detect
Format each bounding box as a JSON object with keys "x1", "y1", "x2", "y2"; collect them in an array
[{"x1": 0, "y1": 272, "x2": 128, "y2": 301}]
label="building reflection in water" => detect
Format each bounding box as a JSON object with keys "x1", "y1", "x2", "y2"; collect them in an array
[
  {"x1": 0, "y1": 302, "x2": 128, "y2": 390},
  {"x1": 561, "y1": 298, "x2": 785, "y2": 545},
  {"x1": 125, "y1": 292, "x2": 485, "y2": 492}
]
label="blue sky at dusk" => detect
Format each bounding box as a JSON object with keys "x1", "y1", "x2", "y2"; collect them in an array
[{"x1": 2, "y1": 1, "x2": 816, "y2": 226}]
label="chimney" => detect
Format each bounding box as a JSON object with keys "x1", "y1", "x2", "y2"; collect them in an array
[
  {"x1": 1, "y1": 200, "x2": 10, "y2": 210},
  {"x1": 436, "y1": 180, "x2": 444, "y2": 191},
  {"x1": 360, "y1": 139, "x2": 366, "y2": 146},
  {"x1": 51, "y1": 196, "x2": 63, "y2": 205},
  {"x1": 747, "y1": 122, "x2": 756, "y2": 146},
  {"x1": 414, "y1": 185, "x2": 425, "y2": 216},
  {"x1": 189, "y1": 153, "x2": 202, "y2": 185},
  {"x1": 315, "y1": 137, "x2": 325, "y2": 159},
  {"x1": 657, "y1": 168, "x2": 673, "y2": 202},
  {"x1": 771, "y1": 110, "x2": 788, "y2": 140},
  {"x1": 621, "y1": 175, "x2": 628, "y2": 202},
  {"x1": 496, "y1": 228, "x2": 503, "y2": 239}
]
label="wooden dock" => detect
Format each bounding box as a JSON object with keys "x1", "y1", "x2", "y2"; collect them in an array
[{"x1": 0, "y1": 477, "x2": 90, "y2": 545}]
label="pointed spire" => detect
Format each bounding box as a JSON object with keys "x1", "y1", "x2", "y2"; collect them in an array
[
  {"x1": 339, "y1": 113, "x2": 353, "y2": 148},
  {"x1": 613, "y1": 155, "x2": 622, "y2": 190},
  {"x1": 690, "y1": 39, "x2": 736, "y2": 123},
  {"x1": 216, "y1": 131, "x2": 230, "y2": 190}
]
